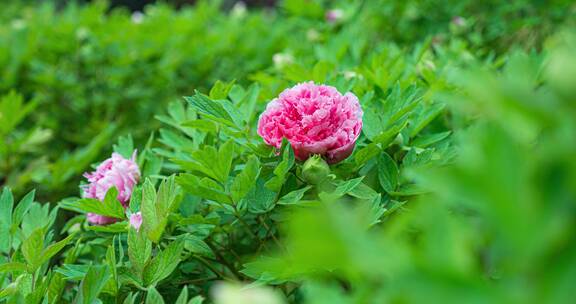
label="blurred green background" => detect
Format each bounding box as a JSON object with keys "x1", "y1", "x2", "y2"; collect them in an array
[{"x1": 0, "y1": 0, "x2": 575, "y2": 302}]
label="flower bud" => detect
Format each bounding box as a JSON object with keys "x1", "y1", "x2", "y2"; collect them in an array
[{"x1": 302, "y1": 155, "x2": 331, "y2": 185}]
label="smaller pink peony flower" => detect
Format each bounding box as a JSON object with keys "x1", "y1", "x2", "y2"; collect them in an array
[
  {"x1": 257, "y1": 82, "x2": 363, "y2": 164},
  {"x1": 129, "y1": 212, "x2": 143, "y2": 231},
  {"x1": 82, "y1": 151, "x2": 141, "y2": 225}
]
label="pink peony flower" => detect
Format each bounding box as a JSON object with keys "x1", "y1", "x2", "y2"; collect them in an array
[
  {"x1": 82, "y1": 151, "x2": 141, "y2": 225},
  {"x1": 129, "y1": 212, "x2": 143, "y2": 231},
  {"x1": 257, "y1": 82, "x2": 363, "y2": 164}
]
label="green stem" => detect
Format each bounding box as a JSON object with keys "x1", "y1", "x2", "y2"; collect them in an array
[
  {"x1": 259, "y1": 216, "x2": 283, "y2": 250},
  {"x1": 194, "y1": 255, "x2": 231, "y2": 281},
  {"x1": 205, "y1": 239, "x2": 242, "y2": 280},
  {"x1": 232, "y1": 204, "x2": 257, "y2": 239}
]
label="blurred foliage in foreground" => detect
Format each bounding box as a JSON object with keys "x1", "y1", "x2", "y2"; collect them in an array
[
  {"x1": 248, "y1": 35, "x2": 576, "y2": 303},
  {"x1": 0, "y1": 0, "x2": 575, "y2": 303}
]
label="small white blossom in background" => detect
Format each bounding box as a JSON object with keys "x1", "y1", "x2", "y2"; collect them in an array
[
  {"x1": 231, "y1": 1, "x2": 247, "y2": 19},
  {"x1": 306, "y1": 29, "x2": 320, "y2": 42},
  {"x1": 423, "y1": 60, "x2": 436, "y2": 71},
  {"x1": 131, "y1": 11, "x2": 145, "y2": 24},
  {"x1": 325, "y1": 9, "x2": 344, "y2": 23},
  {"x1": 451, "y1": 16, "x2": 466, "y2": 27},
  {"x1": 342, "y1": 70, "x2": 361, "y2": 80},
  {"x1": 450, "y1": 16, "x2": 469, "y2": 34},
  {"x1": 272, "y1": 53, "x2": 294, "y2": 69},
  {"x1": 11, "y1": 19, "x2": 26, "y2": 30},
  {"x1": 76, "y1": 27, "x2": 90, "y2": 40},
  {"x1": 212, "y1": 282, "x2": 286, "y2": 304}
]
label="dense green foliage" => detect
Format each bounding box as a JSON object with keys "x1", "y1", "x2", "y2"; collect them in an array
[{"x1": 1, "y1": 0, "x2": 575, "y2": 303}]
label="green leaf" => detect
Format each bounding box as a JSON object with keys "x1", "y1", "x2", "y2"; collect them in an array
[
  {"x1": 34, "y1": 233, "x2": 75, "y2": 272},
  {"x1": 377, "y1": 152, "x2": 399, "y2": 193},
  {"x1": 181, "y1": 120, "x2": 218, "y2": 133},
  {"x1": 372, "y1": 122, "x2": 407, "y2": 147},
  {"x1": 277, "y1": 186, "x2": 312, "y2": 205},
  {"x1": 145, "y1": 287, "x2": 165, "y2": 304},
  {"x1": 402, "y1": 148, "x2": 434, "y2": 169},
  {"x1": 177, "y1": 174, "x2": 232, "y2": 204},
  {"x1": 333, "y1": 177, "x2": 365, "y2": 197},
  {"x1": 312, "y1": 61, "x2": 333, "y2": 83},
  {"x1": 184, "y1": 235, "x2": 214, "y2": 258},
  {"x1": 128, "y1": 227, "x2": 152, "y2": 274},
  {"x1": 0, "y1": 262, "x2": 27, "y2": 273},
  {"x1": 382, "y1": 200, "x2": 406, "y2": 217},
  {"x1": 216, "y1": 140, "x2": 235, "y2": 184},
  {"x1": 0, "y1": 91, "x2": 37, "y2": 136},
  {"x1": 12, "y1": 190, "x2": 35, "y2": 231},
  {"x1": 408, "y1": 102, "x2": 446, "y2": 137},
  {"x1": 129, "y1": 186, "x2": 142, "y2": 213},
  {"x1": 74, "y1": 265, "x2": 111, "y2": 304},
  {"x1": 122, "y1": 293, "x2": 138, "y2": 304},
  {"x1": 22, "y1": 228, "x2": 75, "y2": 273},
  {"x1": 156, "y1": 175, "x2": 180, "y2": 218},
  {"x1": 237, "y1": 83, "x2": 260, "y2": 123},
  {"x1": 175, "y1": 286, "x2": 189, "y2": 304},
  {"x1": 140, "y1": 177, "x2": 179, "y2": 243},
  {"x1": 348, "y1": 183, "x2": 380, "y2": 200},
  {"x1": 265, "y1": 139, "x2": 295, "y2": 192},
  {"x1": 19, "y1": 273, "x2": 33, "y2": 296},
  {"x1": 188, "y1": 296, "x2": 205, "y2": 304},
  {"x1": 143, "y1": 240, "x2": 184, "y2": 287},
  {"x1": 59, "y1": 187, "x2": 125, "y2": 219},
  {"x1": 141, "y1": 179, "x2": 160, "y2": 243},
  {"x1": 21, "y1": 228, "x2": 44, "y2": 270},
  {"x1": 21, "y1": 203, "x2": 51, "y2": 238},
  {"x1": 411, "y1": 131, "x2": 452, "y2": 148},
  {"x1": 104, "y1": 239, "x2": 119, "y2": 296},
  {"x1": 54, "y1": 264, "x2": 90, "y2": 280},
  {"x1": 142, "y1": 152, "x2": 164, "y2": 178},
  {"x1": 389, "y1": 184, "x2": 429, "y2": 196},
  {"x1": 209, "y1": 80, "x2": 236, "y2": 100},
  {"x1": 86, "y1": 222, "x2": 127, "y2": 233},
  {"x1": 184, "y1": 92, "x2": 242, "y2": 129},
  {"x1": 159, "y1": 129, "x2": 194, "y2": 151},
  {"x1": 245, "y1": 178, "x2": 278, "y2": 213},
  {"x1": 367, "y1": 195, "x2": 386, "y2": 226},
  {"x1": 25, "y1": 271, "x2": 50, "y2": 304},
  {"x1": 0, "y1": 188, "x2": 14, "y2": 253},
  {"x1": 113, "y1": 134, "x2": 134, "y2": 159},
  {"x1": 231, "y1": 156, "x2": 261, "y2": 203},
  {"x1": 175, "y1": 140, "x2": 234, "y2": 184},
  {"x1": 354, "y1": 143, "x2": 381, "y2": 166}
]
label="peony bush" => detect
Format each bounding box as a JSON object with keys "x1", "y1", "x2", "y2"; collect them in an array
[{"x1": 0, "y1": 1, "x2": 575, "y2": 304}]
